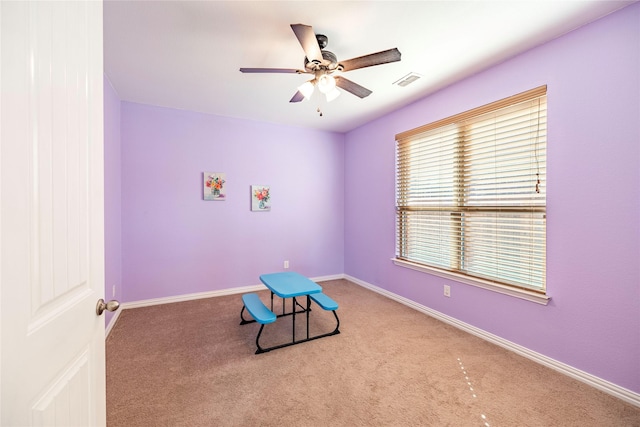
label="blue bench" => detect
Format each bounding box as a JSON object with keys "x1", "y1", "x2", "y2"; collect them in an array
[
  {"x1": 241, "y1": 293, "x2": 276, "y2": 324},
  {"x1": 310, "y1": 292, "x2": 340, "y2": 335},
  {"x1": 310, "y1": 292, "x2": 338, "y2": 311},
  {"x1": 240, "y1": 293, "x2": 277, "y2": 354}
]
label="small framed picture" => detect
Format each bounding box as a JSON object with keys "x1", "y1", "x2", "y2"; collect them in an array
[
  {"x1": 204, "y1": 172, "x2": 226, "y2": 201},
  {"x1": 251, "y1": 185, "x2": 270, "y2": 211}
]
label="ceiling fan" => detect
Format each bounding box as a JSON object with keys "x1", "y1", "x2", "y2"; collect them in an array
[{"x1": 240, "y1": 24, "x2": 401, "y2": 103}]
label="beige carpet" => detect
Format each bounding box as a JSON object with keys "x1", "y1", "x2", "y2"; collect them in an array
[{"x1": 106, "y1": 279, "x2": 640, "y2": 426}]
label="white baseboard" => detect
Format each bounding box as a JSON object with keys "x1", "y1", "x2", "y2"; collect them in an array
[
  {"x1": 121, "y1": 284, "x2": 267, "y2": 310},
  {"x1": 104, "y1": 274, "x2": 344, "y2": 337},
  {"x1": 105, "y1": 309, "x2": 122, "y2": 337},
  {"x1": 311, "y1": 273, "x2": 345, "y2": 282},
  {"x1": 104, "y1": 284, "x2": 266, "y2": 338},
  {"x1": 105, "y1": 273, "x2": 640, "y2": 407},
  {"x1": 344, "y1": 274, "x2": 640, "y2": 408}
]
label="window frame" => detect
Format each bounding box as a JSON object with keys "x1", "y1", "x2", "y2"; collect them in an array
[{"x1": 394, "y1": 86, "x2": 550, "y2": 305}]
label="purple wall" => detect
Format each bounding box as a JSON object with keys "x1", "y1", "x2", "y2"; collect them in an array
[
  {"x1": 104, "y1": 76, "x2": 122, "y2": 327},
  {"x1": 345, "y1": 3, "x2": 640, "y2": 393},
  {"x1": 120, "y1": 103, "x2": 345, "y2": 302}
]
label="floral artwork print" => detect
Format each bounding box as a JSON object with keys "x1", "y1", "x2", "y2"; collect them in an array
[
  {"x1": 204, "y1": 172, "x2": 226, "y2": 201},
  {"x1": 251, "y1": 185, "x2": 270, "y2": 211}
]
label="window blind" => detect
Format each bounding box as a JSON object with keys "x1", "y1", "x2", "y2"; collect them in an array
[{"x1": 396, "y1": 86, "x2": 547, "y2": 292}]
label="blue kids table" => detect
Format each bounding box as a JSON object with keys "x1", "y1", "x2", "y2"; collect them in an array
[{"x1": 240, "y1": 272, "x2": 340, "y2": 353}]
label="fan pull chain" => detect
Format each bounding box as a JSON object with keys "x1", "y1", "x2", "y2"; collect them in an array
[{"x1": 317, "y1": 107, "x2": 323, "y2": 117}]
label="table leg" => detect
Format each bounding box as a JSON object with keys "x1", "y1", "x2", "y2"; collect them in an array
[
  {"x1": 292, "y1": 297, "x2": 296, "y2": 343},
  {"x1": 306, "y1": 295, "x2": 310, "y2": 339}
]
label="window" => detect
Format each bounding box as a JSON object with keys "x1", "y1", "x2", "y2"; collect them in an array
[{"x1": 395, "y1": 86, "x2": 547, "y2": 297}]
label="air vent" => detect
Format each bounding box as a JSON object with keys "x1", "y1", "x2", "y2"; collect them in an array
[{"x1": 393, "y1": 72, "x2": 422, "y2": 87}]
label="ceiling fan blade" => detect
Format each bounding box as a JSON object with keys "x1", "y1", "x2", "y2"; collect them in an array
[
  {"x1": 335, "y1": 76, "x2": 372, "y2": 98},
  {"x1": 339, "y1": 48, "x2": 401, "y2": 72},
  {"x1": 239, "y1": 68, "x2": 306, "y2": 74},
  {"x1": 289, "y1": 91, "x2": 305, "y2": 103},
  {"x1": 290, "y1": 24, "x2": 323, "y2": 64}
]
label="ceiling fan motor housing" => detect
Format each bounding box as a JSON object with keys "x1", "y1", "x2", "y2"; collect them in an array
[
  {"x1": 316, "y1": 34, "x2": 328, "y2": 49},
  {"x1": 304, "y1": 49, "x2": 342, "y2": 72}
]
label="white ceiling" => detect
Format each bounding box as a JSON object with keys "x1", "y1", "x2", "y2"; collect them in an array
[{"x1": 104, "y1": 1, "x2": 634, "y2": 133}]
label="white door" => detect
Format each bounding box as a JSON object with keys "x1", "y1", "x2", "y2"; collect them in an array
[{"x1": 1, "y1": 1, "x2": 107, "y2": 426}]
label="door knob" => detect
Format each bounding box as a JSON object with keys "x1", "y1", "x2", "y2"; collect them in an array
[{"x1": 96, "y1": 298, "x2": 120, "y2": 316}]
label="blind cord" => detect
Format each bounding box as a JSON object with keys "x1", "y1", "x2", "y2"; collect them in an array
[{"x1": 534, "y1": 98, "x2": 542, "y2": 194}]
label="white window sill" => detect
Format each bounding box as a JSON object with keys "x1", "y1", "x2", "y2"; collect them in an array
[{"x1": 392, "y1": 258, "x2": 551, "y2": 305}]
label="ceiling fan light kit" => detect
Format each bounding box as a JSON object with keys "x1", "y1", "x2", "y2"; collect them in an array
[
  {"x1": 325, "y1": 87, "x2": 341, "y2": 102},
  {"x1": 297, "y1": 80, "x2": 315, "y2": 99},
  {"x1": 240, "y1": 23, "x2": 401, "y2": 108},
  {"x1": 295, "y1": 71, "x2": 341, "y2": 103}
]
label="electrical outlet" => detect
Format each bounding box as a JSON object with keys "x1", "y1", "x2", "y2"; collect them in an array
[
  {"x1": 444, "y1": 285, "x2": 451, "y2": 297},
  {"x1": 112, "y1": 285, "x2": 116, "y2": 297},
  {"x1": 284, "y1": 260, "x2": 289, "y2": 269}
]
